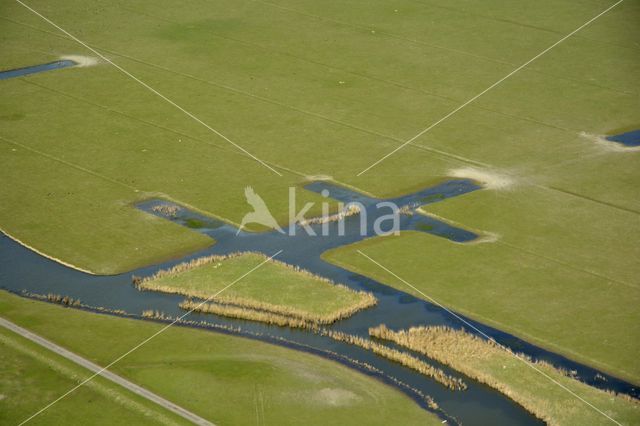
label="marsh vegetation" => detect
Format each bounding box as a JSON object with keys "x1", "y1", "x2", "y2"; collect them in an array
[{"x1": 369, "y1": 325, "x2": 640, "y2": 425}]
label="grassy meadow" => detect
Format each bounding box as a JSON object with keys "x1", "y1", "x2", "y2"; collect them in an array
[
  {"x1": 2, "y1": 0, "x2": 635, "y2": 274},
  {"x1": 1, "y1": 0, "x2": 639, "y2": 414},
  {"x1": 0, "y1": 290, "x2": 439, "y2": 425},
  {"x1": 138, "y1": 252, "x2": 375, "y2": 321}
]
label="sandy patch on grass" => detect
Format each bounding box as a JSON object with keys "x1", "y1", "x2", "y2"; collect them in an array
[
  {"x1": 579, "y1": 131, "x2": 640, "y2": 153},
  {"x1": 468, "y1": 232, "x2": 500, "y2": 245},
  {"x1": 312, "y1": 388, "x2": 361, "y2": 406},
  {"x1": 59, "y1": 55, "x2": 99, "y2": 67},
  {"x1": 305, "y1": 174, "x2": 333, "y2": 181},
  {"x1": 448, "y1": 167, "x2": 514, "y2": 190}
]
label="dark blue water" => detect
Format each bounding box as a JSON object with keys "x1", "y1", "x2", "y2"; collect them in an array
[
  {"x1": 606, "y1": 130, "x2": 640, "y2": 147},
  {"x1": 1, "y1": 180, "x2": 636, "y2": 424},
  {"x1": 0, "y1": 60, "x2": 77, "y2": 80}
]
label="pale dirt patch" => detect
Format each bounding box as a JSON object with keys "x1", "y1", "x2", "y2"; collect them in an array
[
  {"x1": 579, "y1": 131, "x2": 640, "y2": 153},
  {"x1": 305, "y1": 175, "x2": 333, "y2": 181},
  {"x1": 0, "y1": 394, "x2": 5, "y2": 401},
  {"x1": 448, "y1": 167, "x2": 515, "y2": 190},
  {"x1": 312, "y1": 387, "x2": 361, "y2": 406},
  {"x1": 59, "y1": 55, "x2": 99, "y2": 67},
  {"x1": 467, "y1": 232, "x2": 500, "y2": 245}
]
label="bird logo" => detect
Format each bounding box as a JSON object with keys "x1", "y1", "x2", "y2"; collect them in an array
[{"x1": 237, "y1": 187, "x2": 284, "y2": 234}]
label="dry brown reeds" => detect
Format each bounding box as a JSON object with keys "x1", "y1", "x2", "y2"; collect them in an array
[
  {"x1": 179, "y1": 291, "x2": 375, "y2": 325},
  {"x1": 141, "y1": 309, "x2": 170, "y2": 320},
  {"x1": 179, "y1": 300, "x2": 319, "y2": 330},
  {"x1": 398, "y1": 205, "x2": 415, "y2": 216},
  {"x1": 139, "y1": 252, "x2": 336, "y2": 284},
  {"x1": 151, "y1": 204, "x2": 180, "y2": 217},
  {"x1": 368, "y1": 325, "x2": 640, "y2": 425},
  {"x1": 322, "y1": 329, "x2": 466, "y2": 391},
  {"x1": 45, "y1": 293, "x2": 81, "y2": 306},
  {"x1": 369, "y1": 324, "x2": 555, "y2": 419}
]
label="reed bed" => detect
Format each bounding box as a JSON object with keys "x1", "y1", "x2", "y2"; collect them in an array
[
  {"x1": 20, "y1": 291, "x2": 127, "y2": 315},
  {"x1": 298, "y1": 203, "x2": 361, "y2": 226},
  {"x1": 369, "y1": 325, "x2": 640, "y2": 425},
  {"x1": 179, "y1": 300, "x2": 320, "y2": 330},
  {"x1": 141, "y1": 309, "x2": 171, "y2": 320},
  {"x1": 151, "y1": 204, "x2": 180, "y2": 217},
  {"x1": 322, "y1": 329, "x2": 466, "y2": 391},
  {"x1": 19, "y1": 292, "x2": 81, "y2": 307},
  {"x1": 45, "y1": 293, "x2": 82, "y2": 307},
  {"x1": 369, "y1": 324, "x2": 547, "y2": 420},
  {"x1": 398, "y1": 204, "x2": 415, "y2": 216},
  {"x1": 136, "y1": 252, "x2": 377, "y2": 324},
  {"x1": 178, "y1": 292, "x2": 376, "y2": 325},
  {"x1": 139, "y1": 251, "x2": 331, "y2": 283}
]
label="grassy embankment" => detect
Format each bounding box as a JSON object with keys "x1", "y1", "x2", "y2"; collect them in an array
[
  {"x1": 0, "y1": 325, "x2": 189, "y2": 426},
  {"x1": 369, "y1": 324, "x2": 640, "y2": 426},
  {"x1": 0, "y1": 290, "x2": 440, "y2": 425},
  {"x1": 136, "y1": 252, "x2": 376, "y2": 323}
]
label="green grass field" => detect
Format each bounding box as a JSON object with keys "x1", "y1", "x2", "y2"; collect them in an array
[
  {"x1": 138, "y1": 253, "x2": 375, "y2": 321},
  {"x1": 1, "y1": 0, "x2": 639, "y2": 417},
  {"x1": 2, "y1": 0, "x2": 636, "y2": 274},
  {"x1": 0, "y1": 291, "x2": 438, "y2": 425}
]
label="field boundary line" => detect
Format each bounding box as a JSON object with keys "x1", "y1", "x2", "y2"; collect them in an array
[
  {"x1": 356, "y1": 250, "x2": 623, "y2": 425},
  {"x1": 0, "y1": 135, "x2": 138, "y2": 192},
  {"x1": 540, "y1": 185, "x2": 640, "y2": 216},
  {"x1": 15, "y1": 0, "x2": 282, "y2": 176},
  {"x1": 0, "y1": 317, "x2": 214, "y2": 425},
  {"x1": 18, "y1": 249, "x2": 283, "y2": 425},
  {"x1": 496, "y1": 239, "x2": 639, "y2": 290},
  {"x1": 357, "y1": 0, "x2": 625, "y2": 175}
]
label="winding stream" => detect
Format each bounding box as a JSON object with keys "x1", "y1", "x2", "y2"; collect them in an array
[{"x1": 0, "y1": 180, "x2": 636, "y2": 425}]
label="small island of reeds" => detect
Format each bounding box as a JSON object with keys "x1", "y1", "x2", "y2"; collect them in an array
[{"x1": 136, "y1": 252, "x2": 376, "y2": 324}]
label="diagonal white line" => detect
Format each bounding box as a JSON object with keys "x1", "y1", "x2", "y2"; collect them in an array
[
  {"x1": 356, "y1": 249, "x2": 622, "y2": 426},
  {"x1": 19, "y1": 249, "x2": 283, "y2": 425},
  {"x1": 357, "y1": 0, "x2": 625, "y2": 176},
  {"x1": 15, "y1": 0, "x2": 283, "y2": 177}
]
